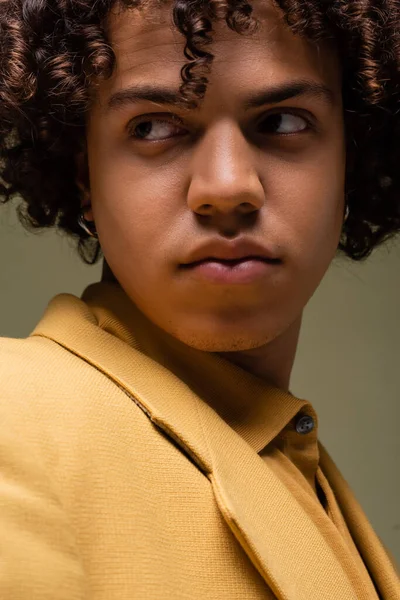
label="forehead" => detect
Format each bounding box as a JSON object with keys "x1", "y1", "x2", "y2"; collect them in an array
[{"x1": 103, "y1": 0, "x2": 340, "y2": 99}]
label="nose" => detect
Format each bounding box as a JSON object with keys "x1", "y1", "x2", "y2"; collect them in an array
[{"x1": 186, "y1": 121, "x2": 265, "y2": 218}]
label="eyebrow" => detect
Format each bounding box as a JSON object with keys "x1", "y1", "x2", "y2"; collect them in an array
[{"x1": 106, "y1": 79, "x2": 336, "y2": 114}]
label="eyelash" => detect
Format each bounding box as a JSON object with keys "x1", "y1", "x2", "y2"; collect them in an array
[{"x1": 126, "y1": 110, "x2": 314, "y2": 142}]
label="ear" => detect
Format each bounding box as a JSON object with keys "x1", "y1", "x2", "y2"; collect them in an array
[{"x1": 75, "y1": 145, "x2": 93, "y2": 220}]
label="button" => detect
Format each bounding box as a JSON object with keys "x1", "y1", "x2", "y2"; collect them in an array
[{"x1": 295, "y1": 414, "x2": 315, "y2": 435}]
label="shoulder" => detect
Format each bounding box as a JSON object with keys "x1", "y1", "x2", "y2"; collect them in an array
[
  {"x1": 0, "y1": 333, "x2": 63, "y2": 374},
  {"x1": 0, "y1": 333, "x2": 132, "y2": 441},
  {"x1": 0, "y1": 335, "x2": 86, "y2": 436},
  {"x1": 0, "y1": 333, "x2": 96, "y2": 400},
  {"x1": 0, "y1": 335, "x2": 63, "y2": 398},
  {"x1": 0, "y1": 335, "x2": 88, "y2": 597},
  {"x1": 0, "y1": 331, "x2": 151, "y2": 485},
  {"x1": 0, "y1": 331, "x2": 145, "y2": 431}
]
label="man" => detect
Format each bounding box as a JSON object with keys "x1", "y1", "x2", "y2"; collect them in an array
[{"x1": 0, "y1": 0, "x2": 399, "y2": 597}]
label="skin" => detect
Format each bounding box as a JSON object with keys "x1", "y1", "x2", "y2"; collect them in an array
[{"x1": 77, "y1": 0, "x2": 346, "y2": 391}]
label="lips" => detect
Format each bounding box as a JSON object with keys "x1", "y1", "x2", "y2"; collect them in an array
[
  {"x1": 181, "y1": 239, "x2": 281, "y2": 269},
  {"x1": 180, "y1": 255, "x2": 280, "y2": 285},
  {"x1": 183, "y1": 256, "x2": 278, "y2": 268}
]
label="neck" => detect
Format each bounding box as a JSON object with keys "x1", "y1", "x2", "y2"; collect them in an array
[
  {"x1": 217, "y1": 316, "x2": 302, "y2": 391},
  {"x1": 101, "y1": 259, "x2": 118, "y2": 283}
]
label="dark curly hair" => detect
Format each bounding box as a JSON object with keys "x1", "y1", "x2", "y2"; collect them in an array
[{"x1": 0, "y1": 0, "x2": 399, "y2": 264}]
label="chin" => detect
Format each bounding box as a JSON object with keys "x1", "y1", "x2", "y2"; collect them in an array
[{"x1": 168, "y1": 321, "x2": 281, "y2": 353}]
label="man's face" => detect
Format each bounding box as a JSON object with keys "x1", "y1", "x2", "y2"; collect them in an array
[{"x1": 84, "y1": 0, "x2": 345, "y2": 353}]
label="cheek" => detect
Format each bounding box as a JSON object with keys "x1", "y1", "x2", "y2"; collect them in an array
[
  {"x1": 91, "y1": 174, "x2": 181, "y2": 291},
  {"x1": 97, "y1": 198, "x2": 164, "y2": 272},
  {"x1": 88, "y1": 137, "x2": 183, "y2": 251},
  {"x1": 275, "y1": 150, "x2": 345, "y2": 269},
  {"x1": 86, "y1": 130, "x2": 187, "y2": 296}
]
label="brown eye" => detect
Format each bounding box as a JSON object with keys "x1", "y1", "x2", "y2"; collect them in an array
[
  {"x1": 260, "y1": 112, "x2": 309, "y2": 134},
  {"x1": 128, "y1": 116, "x2": 184, "y2": 141}
]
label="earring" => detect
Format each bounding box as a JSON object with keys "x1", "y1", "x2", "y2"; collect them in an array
[
  {"x1": 344, "y1": 204, "x2": 350, "y2": 223},
  {"x1": 78, "y1": 211, "x2": 98, "y2": 239}
]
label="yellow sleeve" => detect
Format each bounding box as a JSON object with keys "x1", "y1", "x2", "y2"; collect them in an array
[{"x1": 0, "y1": 340, "x2": 86, "y2": 599}]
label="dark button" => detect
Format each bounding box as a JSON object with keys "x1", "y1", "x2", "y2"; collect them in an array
[{"x1": 295, "y1": 414, "x2": 315, "y2": 435}]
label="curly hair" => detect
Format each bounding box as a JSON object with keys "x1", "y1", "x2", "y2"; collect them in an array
[{"x1": 0, "y1": 0, "x2": 399, "y2": 264}]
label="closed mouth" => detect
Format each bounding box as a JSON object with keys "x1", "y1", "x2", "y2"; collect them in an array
[{"x1": 182, "y1": 256, "x2": 281, "y2": 268}]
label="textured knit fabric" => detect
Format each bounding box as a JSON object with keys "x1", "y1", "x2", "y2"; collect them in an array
[
  {"x1": 258, "y1": 408, "x2": 381, "y2": 595},
  {"x1": 0, "y1": 281, "x2": 398, "y2": 600}
]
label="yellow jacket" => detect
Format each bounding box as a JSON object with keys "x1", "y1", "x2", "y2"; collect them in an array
[{"x1": 0, "y1": 282, "x2": 398, "y2": 599}]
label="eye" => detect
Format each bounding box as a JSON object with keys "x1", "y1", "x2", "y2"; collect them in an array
[
  {"x1": 259, "y1": 112, "x2": 309, "y2": 135},
  {"x1": 127, "y1": 115, "x2": 185, "y2": 142}
]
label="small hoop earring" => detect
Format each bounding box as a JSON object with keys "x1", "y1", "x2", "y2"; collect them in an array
[
  {"x1": 78, "y1": 212, "x2": 98, "y2": 239},
  {"x1": 344, "y1": 205, "x2": 350, "y2": 223}
]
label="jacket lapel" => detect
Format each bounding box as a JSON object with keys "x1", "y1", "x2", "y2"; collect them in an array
[
  {"x1": 31, "y1": 287, "x2": 386, "y2": 600},
  {"x1": 319, "y1": 443, "x2": 399, "y2": 599}
]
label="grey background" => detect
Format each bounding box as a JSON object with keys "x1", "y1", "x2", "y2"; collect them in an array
[{"x1": 1, "y1": 198, "x2": 399, "y2": 563}]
